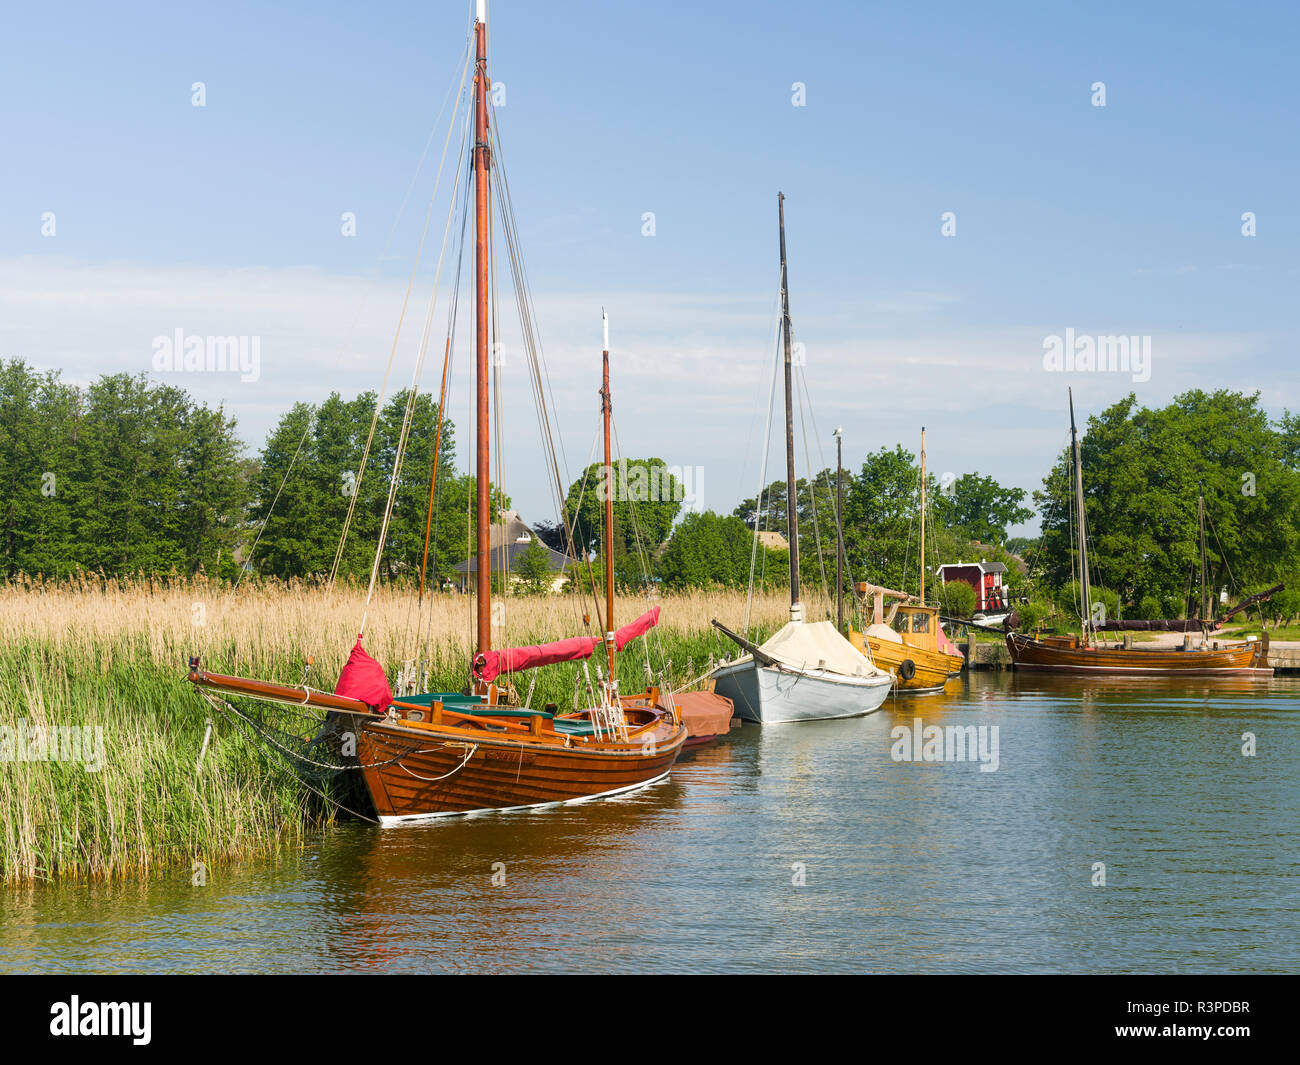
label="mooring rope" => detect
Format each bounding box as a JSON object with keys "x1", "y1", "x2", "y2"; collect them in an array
[{"x1": 394, "y1": 742, "x2": 478, "y2": 783}]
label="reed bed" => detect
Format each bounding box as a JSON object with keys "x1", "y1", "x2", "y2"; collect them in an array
[{"x1": 0, "y1": 576, "x2": 812, "y2": 884}]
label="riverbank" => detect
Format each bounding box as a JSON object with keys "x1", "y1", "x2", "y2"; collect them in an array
[
  {"x1": 0, "y1": 578, "x2": 797, "y2": 884},
  {"x1": 963, "y1": 628, "x2": 1300, "y2": 672}
]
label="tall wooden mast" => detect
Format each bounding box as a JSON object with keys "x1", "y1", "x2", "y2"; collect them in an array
[
  {"x1": 601, "y1": 312, "x2": 616, "y2": 680},
  {"x1": 1198, "y1": 492, "x2": 1208, "y2": 627},
  {"x1": 920, "y1": 426, "x2": 927, "y2": 604},
  {"x1": 473, "y1": 1, "x2": 492, "y2": 658},
  {"x1": 1069, "y1": 389, "x2": 1092, "y2": 643},
  {"x1": 778, "y1": 192, "x2": 801, "y2": 620},
  {"x1": 834, "y1": 426, "x2": 843, "y2": 633}
]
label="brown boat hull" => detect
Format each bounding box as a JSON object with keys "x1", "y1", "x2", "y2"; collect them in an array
[
  {"x1": 356, "y1": 719, "x2": 686, "y2": 823},
  {"x1": 1005, "y1": 633, "x2": 1272, "y2": 676}
]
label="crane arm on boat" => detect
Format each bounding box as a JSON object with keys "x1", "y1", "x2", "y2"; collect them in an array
[{"x1": 710, "y1": 619, "x2": 779, "y2": 667}]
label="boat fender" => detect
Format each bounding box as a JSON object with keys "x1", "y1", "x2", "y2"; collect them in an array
[{"x1": 898, "y1": 659, "x2": 916, "y2": 681}]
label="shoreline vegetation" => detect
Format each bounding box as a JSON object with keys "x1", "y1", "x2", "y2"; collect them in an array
[{"x1": 0, "y1": 576, "x2": 805, "y2": 885}]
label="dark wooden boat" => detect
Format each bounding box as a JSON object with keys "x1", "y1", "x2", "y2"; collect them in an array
[
  {"x1": 1005, "y1": 390, "x2": 1273, "y2": 678},
  {"x1": 190, "y1": 2, "x2": 688, "y2": 821},
  {"x1": 1005, "y1": 631, "x2": 1270, "y2": 676}
]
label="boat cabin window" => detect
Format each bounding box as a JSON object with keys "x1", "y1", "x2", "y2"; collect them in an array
[{"x1": 891, "y1": 609, "x2": 930, "y2": 634}]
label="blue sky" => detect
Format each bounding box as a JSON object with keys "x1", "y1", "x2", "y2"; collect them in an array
[{"x1": 3, "y1": 0, "x2": 1297, "y2": 535}]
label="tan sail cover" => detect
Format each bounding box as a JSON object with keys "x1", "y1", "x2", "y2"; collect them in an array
[
  {"x1": 757, "y1": 620, "x2": 887, "y2": 678},
  {"x1": 673, "y1": 690, "x2": 734, "y2": 739},
  {"x1": 864, "y1": 622, "x2": 903, "y2": 644}
]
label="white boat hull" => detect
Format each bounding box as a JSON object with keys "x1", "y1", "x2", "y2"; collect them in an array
[{"x1": 711, "y1": 659, "x2": 892, "y2": 724}]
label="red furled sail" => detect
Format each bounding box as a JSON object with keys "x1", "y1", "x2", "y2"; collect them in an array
[
  {"x1": 615, "y1": 607, "x2": 660, "y2": 649},
  {"x1": 471, "y1": 608, "x2": 662, "y2": 683},
  {"x1": 334, "y1": 637, "x2": 394, "y2": 709},
  {"x1": 936, "y1": 622, "x2": 961, "y2": 659},
  {"x1": 473, "y1": 636, "x2": 599, "y2": 684}
]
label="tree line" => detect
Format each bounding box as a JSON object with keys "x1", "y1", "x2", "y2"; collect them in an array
[{"x1": 4, "y1": 361, "x2": 1297, "y2": 623}]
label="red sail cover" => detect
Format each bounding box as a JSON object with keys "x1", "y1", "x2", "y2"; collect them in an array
[
  {"x1": 615, "y1": 607, "x2": 661, "y2": 649},
  {"x1": 471, "y1": 607, "x2": 662, "y2": 683},
  {"x1": 334, "y1": 637, "x2": 394, "y2": 709},
  {"x1": 474, "y1": 636, "x2": 598, "y2": 684}
]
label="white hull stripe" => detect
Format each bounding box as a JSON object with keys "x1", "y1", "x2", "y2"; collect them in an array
[{"x1": 376, "y1": 770, "x2": 672, "y2": 825}]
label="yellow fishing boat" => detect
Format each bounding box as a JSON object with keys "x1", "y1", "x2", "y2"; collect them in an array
[
  {"x1": 847, "y1": 428, "x2": 964, "y2": 693},
  {"x1": 850, "y1": 583, "x2": 964, "y2": 694}
]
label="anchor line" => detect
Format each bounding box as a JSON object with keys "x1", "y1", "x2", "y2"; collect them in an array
[{"x1": 196, "y1": 690, "x2": 454, "y2": 774}]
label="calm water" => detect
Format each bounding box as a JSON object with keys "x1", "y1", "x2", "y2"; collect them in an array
[{"x1": 3, "y1": 672, "x2": 1297, "y2": 974}]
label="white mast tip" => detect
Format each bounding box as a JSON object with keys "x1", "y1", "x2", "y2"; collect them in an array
[{"x1": 477, "y1": 0, "x2": 486, "y2": 24}]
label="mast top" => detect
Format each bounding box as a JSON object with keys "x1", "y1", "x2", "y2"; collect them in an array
[
  {"x1": 477, "y1": 0, "x2": 487, "y2": 24},
  {"x1": 602, "y1": 309, "x2": 609, "y2": 352}
]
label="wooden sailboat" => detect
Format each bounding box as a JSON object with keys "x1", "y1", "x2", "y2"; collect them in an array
[
  {"x1": 709, "y1": 193, "x2": 893, "y2": 723},
  {"x1": 1005, "y1": 390, "x2": 1272, "y2": 677},
  {"x1": 189, "y1": 3, "x2": 687, "y2": 820},
  {"x1": 850, "y1": 427, "x2": 965, "y2": 693}
]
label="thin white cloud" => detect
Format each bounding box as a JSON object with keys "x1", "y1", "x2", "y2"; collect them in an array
[{"x1": 0, "y1": 256, "x2": 1287, "y2": 536}]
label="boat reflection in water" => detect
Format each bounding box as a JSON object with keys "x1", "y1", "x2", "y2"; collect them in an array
[{"x1": 307, "y1": 777, "x2": 691, "y2": 973}]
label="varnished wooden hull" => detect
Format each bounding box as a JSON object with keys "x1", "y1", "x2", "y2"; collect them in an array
[
  {"x1": 850, "y1": 629, "x2": 963, "y2": 694},
  {"x1": 356, "y1": 718, "x2": 686, "y2": 823},
  {"x1": 1005, "y1": 633, "x2": 1272, "y2": 676}
]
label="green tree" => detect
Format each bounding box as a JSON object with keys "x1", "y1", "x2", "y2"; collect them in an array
[
  {"x1": 735, "y1": 469, "x2": 846, "y2": 591},
  {"x1": 659, "y1": 511, "x2": 776, "y2": 590},
  {"x1": 1034, "y1": 391, "x2": 1300, "y2": 613},
  {"x1": 512, "y1": 533, "x2": 556, "y2": 595},
  {"x1": 938, "y1": 579, "x2": 976, "y2": 618},
  {"x1": 933, "y1": 472, "x2": 1033, "y2": 544},
  {"x1": 252, "y1": 389, "x2": 474, "y2": 582},
  {"x1": 563, "y1": 458, "x2": 683, "y2": 557}
]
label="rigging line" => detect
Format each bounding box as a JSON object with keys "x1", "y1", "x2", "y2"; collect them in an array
[
  {"x1": 609, "y1": 417, "x2": 674, "y2": 683},
  {"x1": 568, "y1": 419, "x2": 610, "y2": 633},
  {"x1": 313, "y1": 27, "x2": 471, "y2": 544},
  {"x1": 735, "y1": 284, "x2": 786, "y2": 523},
  {"x1": 902, "y1": 462, "x2": 919, "y2": 599},
  {"x1": 744, "y1": 274, "x2": 785, "y2": 636},
  {"x1": 360, "y1": 87, "x2": 475, "y2": 635},
  {"x1": 793, "y1": 361, "x2": 857, "y2": 597},
  {"x1": 202, "y1": 401, "x2": 319, "y2": 662},
  {"x1": 198, "y1": 30, "x2": 478, "y2": 671},
  {"x1": 417, "y1": 316, "x2": 458, "y2": 605},
  {"x1": 490, "y1": 155, "x2": 508, "y2": 619},
  {"x1": 1204, "y1": 503, "x2": 1238, "y2": 599},
  {"x1": 793, "y1": 364, "x2": 830, "y2": 609},
  {"x1": 331, "y1": 42, "x2": 473, "y2": 592},
  {"x1": 402, "y1": 125, "x2": 474, "y2": 659},
  {"x1": 486, "y1": 103, "x2": 585, "y2": 584},
  {"x1": 414, "y1": 163, "x2": 474, "y2": 668}
]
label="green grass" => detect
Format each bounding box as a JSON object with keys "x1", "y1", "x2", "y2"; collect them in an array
[
  {"x1": 1219, "y1": 623, "x2": 1300, "y2": 641},
  {"x1": 0, "y1": 620, "x2": 758, "y2": 885},
  {"x1": 0, "y1": 639, "x2": 329, "y2": 885}
]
